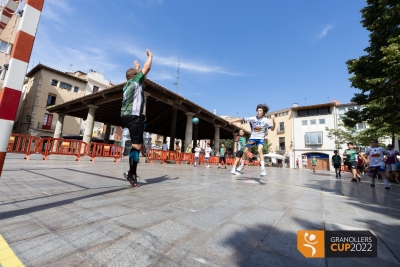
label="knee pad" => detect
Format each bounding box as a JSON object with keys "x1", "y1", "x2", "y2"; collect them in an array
[{"x1": 129, "y1": 148, "x2": 140, "y2": 163}]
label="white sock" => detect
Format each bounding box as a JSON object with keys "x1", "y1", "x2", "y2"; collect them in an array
[
  {"x1": 383, "y1": 179, "x2": 389, "y2": 187},
  {"x1": 261, "y1": 161, "x2": 265, "y2": 169},
  {"x1": 240, "y1": 160, "x2": 244, "y2": 167}
]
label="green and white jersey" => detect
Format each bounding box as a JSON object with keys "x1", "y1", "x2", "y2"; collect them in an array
[
  {"x1": 121, "y1": 72, "x2": 145, "y2": 117},
  {"x1": 220, "y1": 147, "x2": 225, "y2": 157},
  {"x1": 237, "y1": 136, "x2": 246, "y2": 151},
  {"x1": 344, "y1": 149, "x2": 358, "y2": 162}
]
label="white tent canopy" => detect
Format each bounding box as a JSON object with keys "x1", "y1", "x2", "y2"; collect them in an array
[{"x1": 263, "y1": 153, "x2": 286, "y2": 159}]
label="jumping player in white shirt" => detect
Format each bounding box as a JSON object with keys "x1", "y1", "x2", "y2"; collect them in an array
[
  {"x1": 230, "y1": 104, "x2": 276, "y2": 176},
  {"x1": 205, "y1": 143, "x2": 212, "y2": 168}
]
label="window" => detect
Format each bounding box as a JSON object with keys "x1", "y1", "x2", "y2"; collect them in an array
[
  {"x1": 305, "y1": 132, "x2": 323, "y2": 145},
  {"x1": 298, "y1": 110, "x2": 308, "y2": 117},
  {"x1": 286, "y1": 111, "x2": 289, "y2": 115},
  {"x1": 42, "y1": 113, "x2": 53, "y2": 130},
  {"x1": 279, "y1": 137, "x2": 285, "y2": 151},
  {"x1": 59, "y1": 82, "x2": 72, "y2": 90},
  {"x1": 279, "y1": 122, "x2": 284, "y2": 132},
  {"x1": 338, "y1": 108, "x2": 345, "y2": 115},
  {"x1": 310, "y1": 119, "x2": 316, "y2": 125},
  {"x1": 110, "y1": 127, "x2": 115, "y2": 136},
  {"x1": 93, "y1": 86, "x2": 99, "y2": 93},
  {"x1": 51, "y1": 79, "x2": 58, "y2": 86},
  {"x1": 297, "y1": 107, "x2": 330, "y2": 117},
  {"x1": 73, "y1": 86, "x2": 79, "y2": 93},
  {"x1": 302, "y1": 120, "x2": 307, "y2": 126},
  {"x1": 319, "y1": 119, "x2": 325, "y2": 124},
  {"x1": 46, "y1": 94, "x2": 56, "y2": 107},
  {"x1": 0, "y1": 40, "x2": 8, "y2": 53}
]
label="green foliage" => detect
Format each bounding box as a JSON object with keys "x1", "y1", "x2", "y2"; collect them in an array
[
  {"x1": 220, "y1": 139, "x2": 233, "y2": 151},
  {"x1": 326, "y1": 124, "x2": 389, "y2": 150},
  {"x1": 345, "y1": 1, "x2": 400, "y2": 140},
  {"x1": 250, "y1": 139, "x2": 272, "y2": 155}
]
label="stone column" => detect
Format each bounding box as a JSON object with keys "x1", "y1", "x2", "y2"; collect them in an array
[
  {"x1": 169, "y1": 107, "x2": 177, "y2": 151},
  {"x1": 53, "y1": 113, "x2": 65, "y2": 139},
  {"x1": 184, "y1": 112, "x2": 195, "y2": 151},
  {"x1": 104, "y1": 124, "x2": 111, "y2": 144},
  {"x1": 232, "y1": 132, "x2": 238, "y2": 153},
  {"x1": 214, "y1": 125, "x2": 220, "y2": 155},
  {"x1": 83, "y1": 105, "x2": 98, "y2": 144},
  {"x1": 192, "y1": 123, "x2": 198, "y2": 150},
  {"x1": 143, "y1": 92, "x2": 151, "y2": 116}
]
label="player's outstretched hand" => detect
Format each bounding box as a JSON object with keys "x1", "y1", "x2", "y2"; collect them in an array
[
  {"x1": 146, "y1": 49, "x2": 152, "y2": 58},
  {"x1": 134, "y1": 60, "x2": 140, "y2": 70}
]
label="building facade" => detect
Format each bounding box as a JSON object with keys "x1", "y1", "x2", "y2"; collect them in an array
[{"x1": 16, "y1": 64, "x2": 87, "y2": 137}]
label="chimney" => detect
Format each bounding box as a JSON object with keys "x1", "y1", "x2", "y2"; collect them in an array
[
  {"x1": 332, "y1": 98, "x2": 340, "y2": 105},
  {"x1": 292, "y1": 103, "x2": 298, "y2": 107}
]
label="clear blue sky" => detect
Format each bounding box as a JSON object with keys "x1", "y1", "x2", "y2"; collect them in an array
[{"x1": 29, "y1": 0, "x2": 369, "y2": 118}]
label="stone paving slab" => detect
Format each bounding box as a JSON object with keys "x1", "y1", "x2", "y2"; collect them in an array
[{"x1": 1, "y1": 154, "x2": 400, "y2": 266}]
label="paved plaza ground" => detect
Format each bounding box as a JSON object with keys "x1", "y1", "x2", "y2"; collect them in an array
[{"x1": 1, "y1": 153, "x2": 400, "y2": 266}]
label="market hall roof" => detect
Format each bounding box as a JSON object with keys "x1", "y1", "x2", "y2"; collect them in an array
[{"x1": 46, "y1": 79, "x2": 249, "y2": 140}]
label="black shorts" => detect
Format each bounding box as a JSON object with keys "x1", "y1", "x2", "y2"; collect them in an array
[
  {"x1": 357, "y1": 166, "x2": 363, "y2": 170},
  {"x1": 348, "y1": 161, "x2": 357, "y2": 169},
  {"x1": 121, "y1": 115, "x2": 145, "y2": 144},
  {"x1": 333, "y1": 163, "x2": 340, "y2": 169},
  {"x1": 219, "y1": 157, "x2": 226, "y2": 163},
  {"x1": 236, "y1": 151, "x2": 243, "y2": 158}
]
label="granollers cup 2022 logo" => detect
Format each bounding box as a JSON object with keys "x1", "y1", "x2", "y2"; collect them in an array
[{"x1": 297, "y1": 230, "x2": 377, "y2": 258}]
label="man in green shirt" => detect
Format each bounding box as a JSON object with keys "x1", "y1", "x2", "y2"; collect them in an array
[
  {"x1": 218, "y1": 144, "x2": 227, "y2": 169},
  {"x1": 311, "y1": 156, "x2": 317, "y2": 173},
  {"x1": 344, "y1": 142, "x2": 361, "y2": 182},
  {"x1": 231, "y1": 129, "x2": 247, "y2": 175},
  {"x1": 331, "y1": 150, "x2": 342, "y2": 178},
  {"x1": 121, "y1": 49, "x2": 153, "y2": 187}
]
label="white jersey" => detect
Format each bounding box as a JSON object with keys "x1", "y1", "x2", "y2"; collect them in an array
[
  {"x1": 194, "y1": 147, "x2": 201, "y2": 157},
  {"x1": 365, "y1": 146, "x2": 389, "y2": 167},
  {"x1": 244, "y1": 116, "x2": 273, "y2": 140},
  {"x1": 205, "y1": 147, "x2": 212, "y2": 157}
]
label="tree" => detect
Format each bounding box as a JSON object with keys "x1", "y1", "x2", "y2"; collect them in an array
[
  {"x1": 220, "y1": 139, "x2": 233, "y2": 151},
  {"x1": 326, "y1": 124, "x2": 388, "y2": 150},
  {"x1": 345, "y1": 1, "x2": 400, "y2": 145}
]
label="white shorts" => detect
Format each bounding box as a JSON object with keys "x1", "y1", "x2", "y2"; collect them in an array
[{"x1": 386, "y1": 164, "x2": 397, "y2": 171}]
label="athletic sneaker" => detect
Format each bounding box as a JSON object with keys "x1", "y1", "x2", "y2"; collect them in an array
[
  {"x1": 260, "y1": 169, "x2": 267, "y2": 177},
  {"x1": 336, "y1": 174, "x2": 338, "y2": 178},
  {"x1": 124, "y1": 172, "x2": 140, "y2": 187},
  {"x1": 234, "y1": 170, "x2": 241, "y2": 175},
  {"x1": 206, "y1": 165, "x2": 210, "y2": 168},
  {"x1": 351, "y1": 178, "x2": 357, "y2": 182},
  {"x1": 370, "y1": 183, "x2": 375, "y2": 187},
  {"x1": 218, "y1": 166, "x2": 221, "y2": 169},
  {"x1": 385, "y1": 187, "x2": 390, "y2": 190},
  {"x1": 230, "y1": 169, "x2": 236, "y2": 174},
  {"x1": 224, "y1": 166, "x2": 227, "y2": 169},
  {"x1": 358, "y1": 177, "x2": 362, "y2": 182},
  {"x1": 338, "y1": 173, "x2": 341, "y2": 177}
]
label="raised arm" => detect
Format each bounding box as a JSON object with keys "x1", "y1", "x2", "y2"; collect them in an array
[
  {"x1": 269, "y1": 117, "x2": 276, "y2": 131},
  {"x1": 141, "y1": 49, "x2": 153, "y2": 76}
]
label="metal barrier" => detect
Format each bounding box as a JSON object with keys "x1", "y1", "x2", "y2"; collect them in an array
[
  {"x1": 7, "y1": 134, "x2": 40, "y2": 159},
  {"x1": 35, "y1": 138, "x2": 88, "y2": 161},
  {"x1": 89, "y1": 143, "x2": 123, "y2": 162}
]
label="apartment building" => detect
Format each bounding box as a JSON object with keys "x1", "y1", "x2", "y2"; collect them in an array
[
  {"x1": 266, "y1": 108, "x2": 293, "y2": 159},
  {"x1": 291, "y1": 102, "x2": 337, "y2": 170},
  {"x1": 16, "y1": 64, "x2": 87, "y2": 136}
]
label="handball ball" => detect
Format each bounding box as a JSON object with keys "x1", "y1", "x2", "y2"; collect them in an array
[{"x1": 192, "y1": 117, "x2": 199, "y2": 124}]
